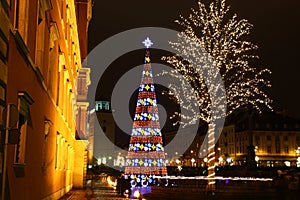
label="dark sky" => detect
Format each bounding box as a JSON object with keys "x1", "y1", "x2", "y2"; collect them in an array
[{"x1": 88, "y1": 0, "x2": 300, "y2": 120}]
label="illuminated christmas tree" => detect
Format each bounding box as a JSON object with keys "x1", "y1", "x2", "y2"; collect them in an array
[{"x1": 125, "y1": 38, "x2": 167, "y2": 187}]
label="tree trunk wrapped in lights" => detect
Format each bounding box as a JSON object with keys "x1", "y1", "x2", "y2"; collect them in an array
[
  {"x1": 162, "y1": 0, "x2": 272, "y2": 191},
  {"x1": 125, "y1": 39, "x2": 167, "y2": 187}
]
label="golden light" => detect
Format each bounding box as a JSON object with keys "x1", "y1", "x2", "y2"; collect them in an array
[
  {"x1": 107, "y1": 176, "x2": 117, "y2": 188},
  {"x1": 219, "y1": 156, "x2": 223, "y2": 162},
  {"x1": 133, "y1": 190, "x2": 141, "y2": 198},
  {"x1": 255, "y1": 156, "x2": 259, "y2": 162}
]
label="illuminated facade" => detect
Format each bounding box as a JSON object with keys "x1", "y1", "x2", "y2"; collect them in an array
[
  {"x1": 164, "y1": 111, "x2": 300, "y2": 168},
  {"x1": 0, "y1": 0, "x2": 9, "y2": 187},
  {"x1": 1, "y1": 0, "x2": 92, "y2": 199},
  {"x1": 218, "y1": 111, "x2": 300, "y2": 167}
]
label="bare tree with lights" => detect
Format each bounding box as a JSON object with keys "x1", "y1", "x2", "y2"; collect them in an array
[{"x1": 162, "y1": 0, "x2": 272, "y2": 191}]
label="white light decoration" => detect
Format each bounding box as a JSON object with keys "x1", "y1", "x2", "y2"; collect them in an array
[
  {"x1": 142, "y1": 37, "x2": 153, "y2": 48},
  {"x1": 161, "y1": 0, "x2": 272, "y2": 191},
  {"x1": 153, "y1": 175, "x2": 273, "y2": 182}
]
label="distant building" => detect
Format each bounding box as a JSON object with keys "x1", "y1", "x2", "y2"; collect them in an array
[
  {"x1": 218, "y1": 110, "x2": 300, "y2": 167},
  {"x1": 1, "y1": 0, "x2": 92, "y2": 199},
  {"x1": 165, "y1": 110, "x2": 300, "y2": 169},
  {"x1": 164, "y1": 127, "x2": 205, "y2": 167},
  {"x1": 90, "y1": 100, "x2": 116, "y2": 166}
]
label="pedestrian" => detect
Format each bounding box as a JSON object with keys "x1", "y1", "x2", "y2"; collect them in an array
[{"x1": 116, "y1": 175, "x2": 122, "y2": 196}]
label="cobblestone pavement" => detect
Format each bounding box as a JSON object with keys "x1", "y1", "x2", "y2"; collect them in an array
[
  {"x1": 59, "y1": 179, "x2": 126, "y2": 200},
  {"x1": 59, "y1": 188, "x2": 126, "y2": 200},
  {"x1": 59, "y1": 176, "x2": 300, "y2": 200},
  {"x1": 60, "y1": 186, "x2": 300, "y2": 200}
]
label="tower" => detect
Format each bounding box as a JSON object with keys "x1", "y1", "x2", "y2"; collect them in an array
[{"x1": 125, "y1": 38, "x2": 167, "y2": 187}]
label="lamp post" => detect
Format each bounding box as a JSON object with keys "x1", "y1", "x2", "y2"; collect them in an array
[
  {"x1": 203, "y1": 157, "x2": 208, "y2": 167},
  {"x1": 255, "y1": 156, "x2": 259, "y2": 167},
  {"x1": 191, "y1": 158, "x2": 195, "y2": 167},
  {"x1": 219, "y1": 156, "x2": 223, "y2": 166}
]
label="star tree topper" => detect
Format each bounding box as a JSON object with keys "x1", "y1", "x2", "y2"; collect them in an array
[{"x1": 142, "y1": 37, "x2": 153, "y2": 48}]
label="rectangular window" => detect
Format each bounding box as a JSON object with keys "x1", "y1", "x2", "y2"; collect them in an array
[
  {"x1": 61, "y1": 0, "x2": 65, "y2": 19},
  {"x1": 275, "y1": 136, "x2": 280, "y2": 153},
  {"x1": 55, "y1": 133, "x2": 62, "y2": 169},
  {"x1": 35, "y1": 20, "x2": 46, "y2": 71},
  {"x1": 284, "y1": 146, "x2": 289, "y2": 154},
  {"x1": 267, "y1": 136, "x2": 272, "y2": 141},
  {"x1": 14, "y1": 0, "x2": 29, "y2": 43},
  {"x1": 284, "y1": 136, "x2": 288, "y2": 141},
  {"x1": 267, "y1": 145, "x2": 272, "y2": 153},
  {"x1": 15, "y1": 92, "x2": 33, "y2": 164},
  {"x1": 47, "y1": 48, "x2": 55, "y2": 94}
]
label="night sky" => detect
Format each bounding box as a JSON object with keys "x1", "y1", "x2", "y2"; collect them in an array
[{"x1": 88, "y1": 0, "x2": 300, "y2": 121}]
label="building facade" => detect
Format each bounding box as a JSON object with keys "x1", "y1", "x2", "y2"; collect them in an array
[
  {"x1": 94, "y1": 100, "x2": 116, "y2": 166},
  {"x1": 165, "y1": 111, "x2": 300, "y2": 169},
  {"x1": 0, "y1": 0, "x2": 92, "y2": 199},
  {"x1": 217, "y1": 111, "x2": 300, "y2": 167}
]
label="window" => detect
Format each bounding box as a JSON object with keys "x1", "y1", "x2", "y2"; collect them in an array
[
  {"x1": 15, "y1": 92, "x2": 34, "y2": 164},
  {"x1": 267, "y1": 135, "x2": 272, "y2": 141},
  {"x1": 95, "y1": 101, "x2": 110, "y2": 111},
  {"x1": 284, "y1": 146, "x2": 289, "y2": 154},
  {"x1": 284, "y1": 136, "x2": 288, "y2": 141},
  {"x1": 61, "y1": 0, "x2": 65, "y2": 19},
  {"x1": 267, "y1": 145, "x2": 272, "y2": 153},
  {"x1": 275, "y1": 136, "x2": 280, "y2": 153},
  {"x1": 47, "y1": 48, "x2": 55, "y2": 93},
  {"x1": 296, "y1": 136, "x2": 300, "y2": 141},
  {"x1": 35, "y1": 18, "x2": 46, "y2": 71},
  {"x1": 14, "y1": 0, "x2": 29, "y2": 43},
  {"x1": 55, "y1": 133, "x2": 63, "y2": 169}
]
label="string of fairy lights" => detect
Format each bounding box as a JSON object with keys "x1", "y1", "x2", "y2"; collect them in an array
[{"x1": 161, "y1": 0, "x2": 272, "y2": 190}]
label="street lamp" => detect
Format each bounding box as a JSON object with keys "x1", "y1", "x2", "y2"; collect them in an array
[
  {"x1": 255, "y1": 156, "x2": 259, "y2": 162},
  {"x1": 219, "y1": 156, "x2": 223, "y2": 166},
  {"x1": 191, "y1": 158, "x2": 195, "y2": 167},
  {"x1": 203, "y1": 157, "x2": 208, "y2": 167},
  {"x1": 255, "y1": 156, "x2": 259, "y2": 167}
]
